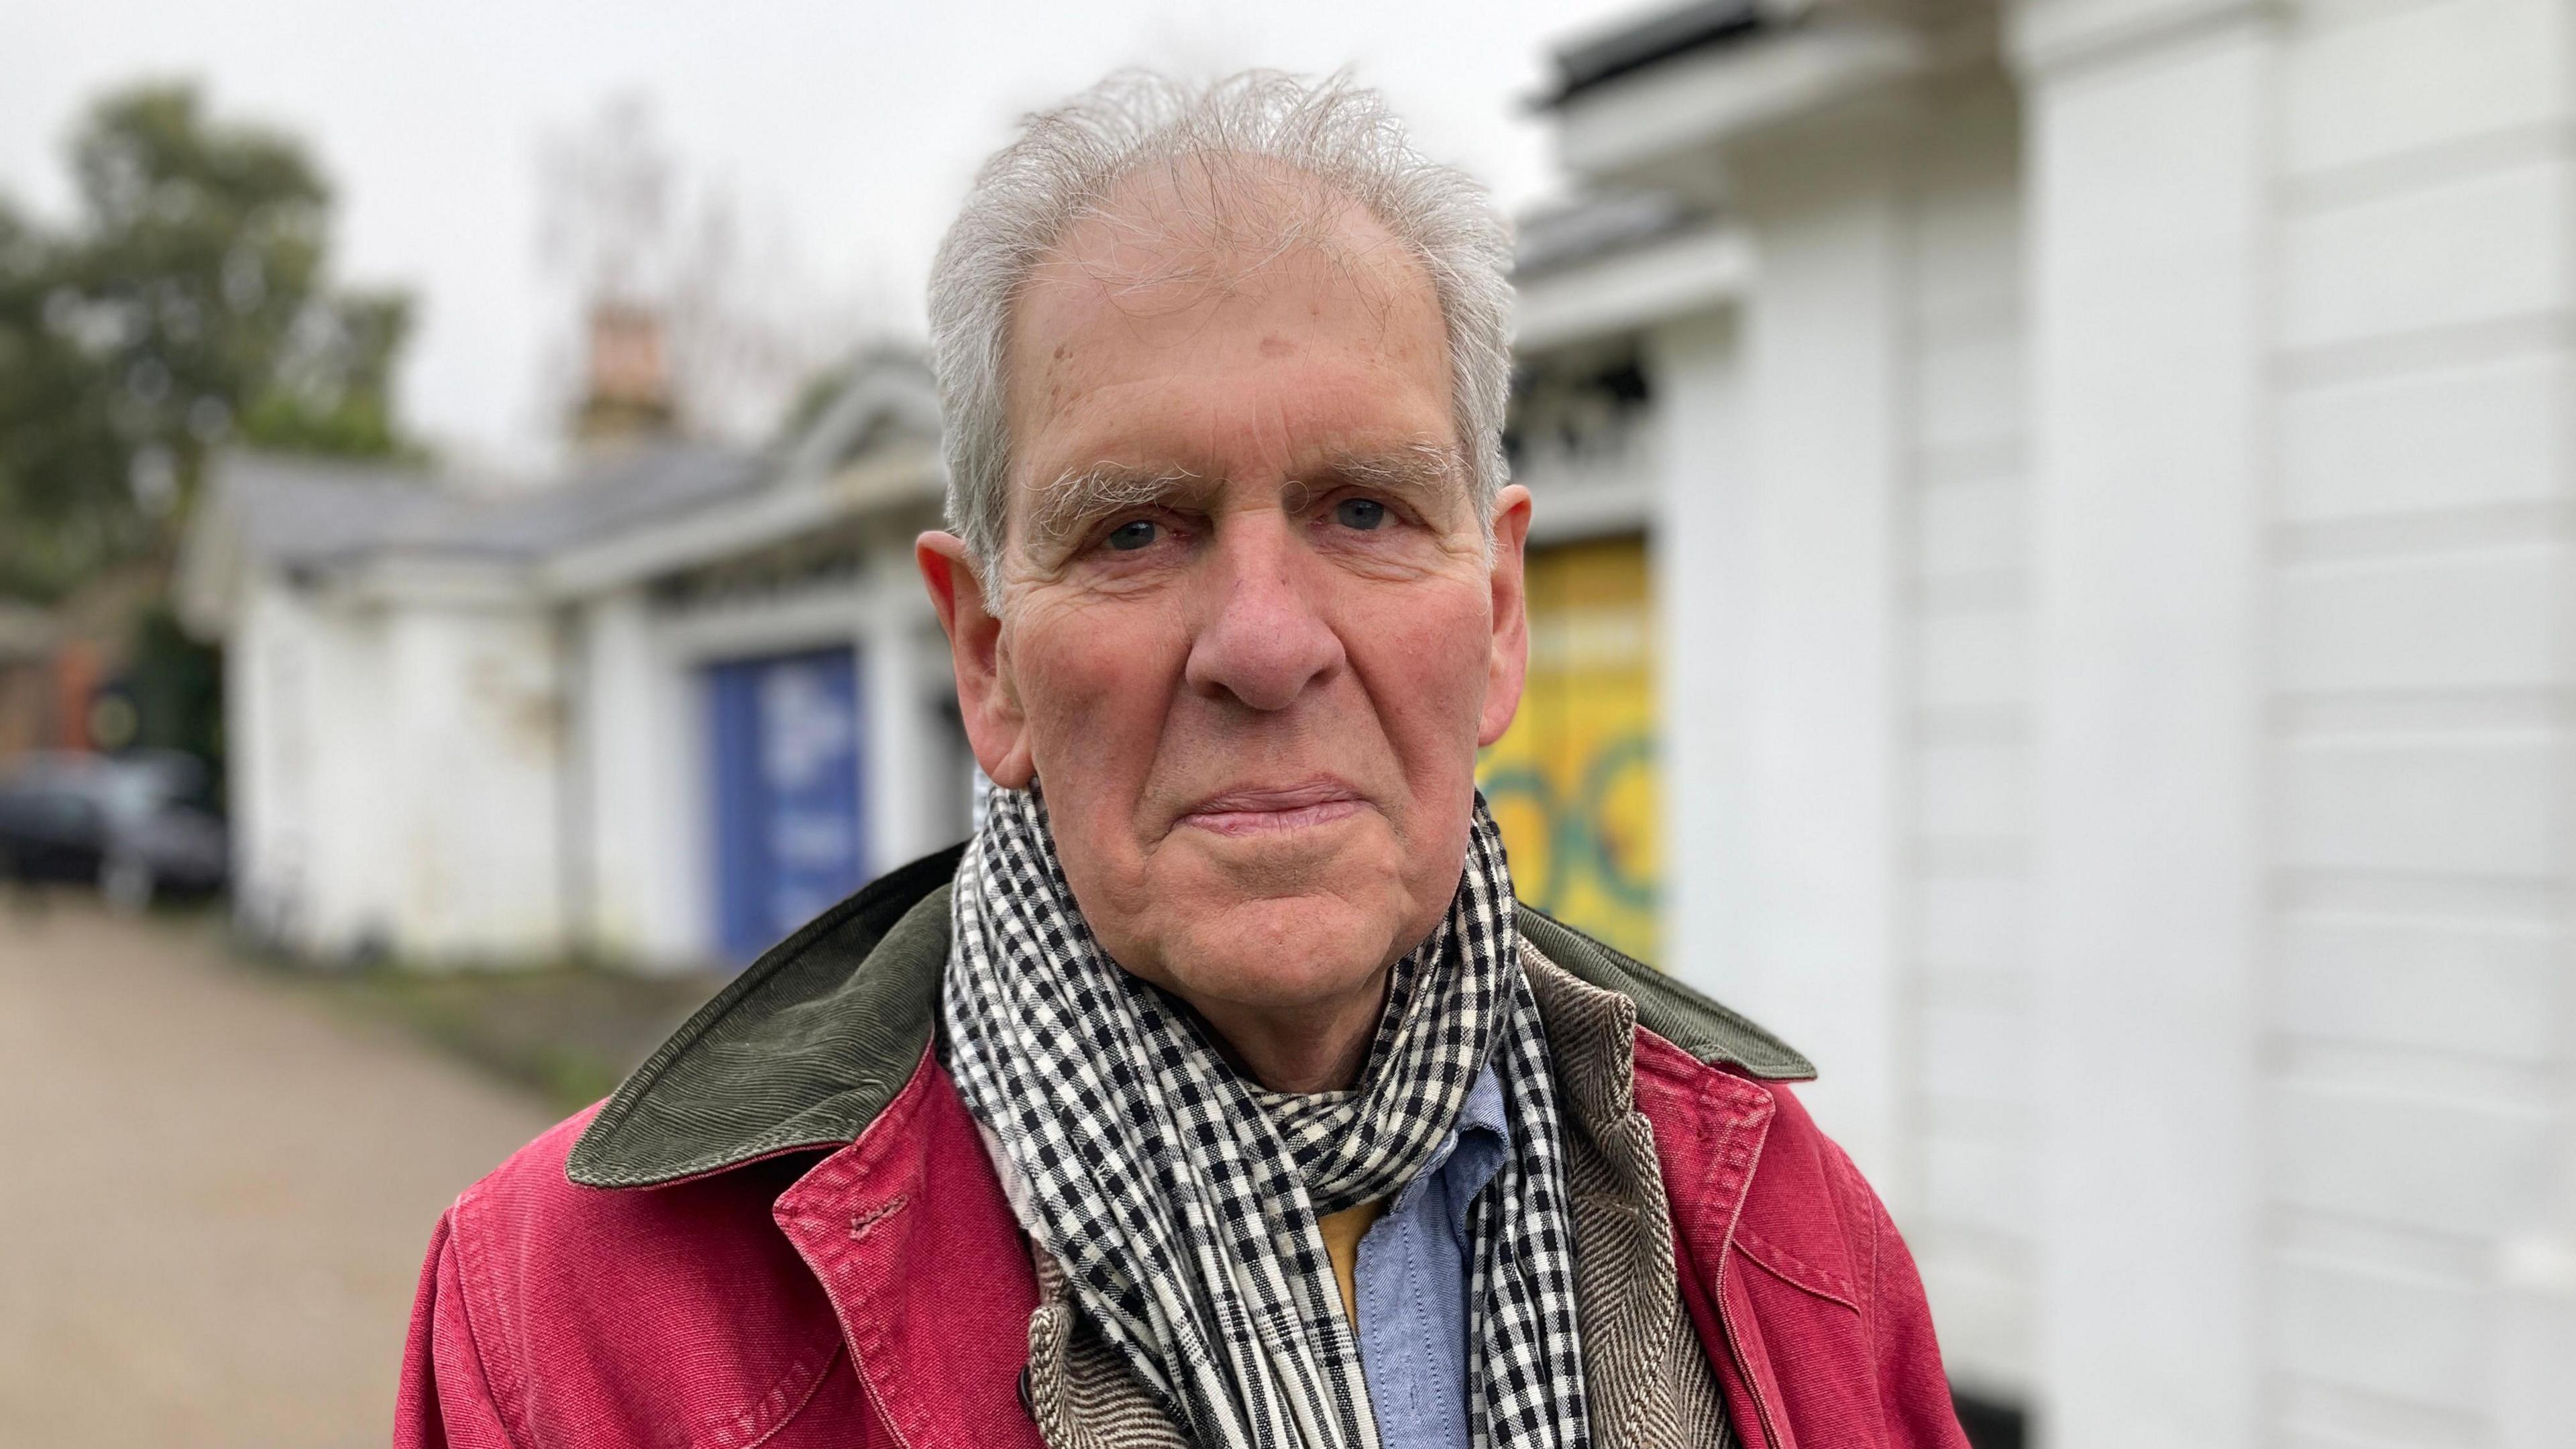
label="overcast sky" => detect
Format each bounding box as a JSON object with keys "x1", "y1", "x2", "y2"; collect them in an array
[{"x1": 5, "y1": 0, "x2": 1651, "y2": 473}]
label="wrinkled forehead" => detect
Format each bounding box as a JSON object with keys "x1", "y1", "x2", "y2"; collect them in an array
[
  {"x1": 999, "y1": 158, "x2": 1449, "y2": 453},
  {"x1": 1004, "y1": 160, "x2": 1452, "y2": 469},
  {"x1": 1036, "y1": 154, "x2": 1427, "y2": 309}
]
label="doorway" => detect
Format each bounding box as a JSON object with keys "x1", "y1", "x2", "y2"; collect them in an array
[{"x1": 705, "y1": 646, "x2": 867, "y2": 962}]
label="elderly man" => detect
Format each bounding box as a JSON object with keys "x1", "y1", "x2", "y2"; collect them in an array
[{"x1": 397, "y1": 72, "x2": 1967, "y2": 1449}]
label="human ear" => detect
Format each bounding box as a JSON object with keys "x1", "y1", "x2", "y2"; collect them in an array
[
  {"x1": 917, "y1": 531, "x2": 1036, "y2": 788},
  {"x1": 1477, "y1": 484, "x2": 1533, "y2": 749}
]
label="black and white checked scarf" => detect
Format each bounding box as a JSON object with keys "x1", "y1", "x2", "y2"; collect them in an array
[{"x1": 943, "y1": 786, "x2": 1591, "y2": 1449}]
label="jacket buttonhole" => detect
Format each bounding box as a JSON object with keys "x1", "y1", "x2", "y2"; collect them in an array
[{"x1": 849, "y1": 1193, "x2": 910, "y2": 1240}]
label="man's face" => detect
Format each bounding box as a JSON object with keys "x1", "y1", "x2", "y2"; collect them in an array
[{"x1": 921, "y1": 172, "x2": 1530, "y2": 1055}]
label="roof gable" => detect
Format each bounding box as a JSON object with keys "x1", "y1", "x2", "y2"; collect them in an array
[
  {"x1": 777, "y1": 347, "x2": 943, "y2": 485},
  {"x1": 180, "y1": 345, "x2": 945, "y2": 621}
]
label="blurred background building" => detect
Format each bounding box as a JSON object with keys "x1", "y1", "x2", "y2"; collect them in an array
[
  {"x1": 7, "y1": 0, "x2": 2576, "y2": 1444},
  {"x1": 176, "y1": 326, "x2": 969, "y2": 966},
  {"x1": 1508, "y1": 0, "x2": 2576, "y2": 1444}
]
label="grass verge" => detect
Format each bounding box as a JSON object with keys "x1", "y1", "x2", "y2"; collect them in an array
[{"x1": 230, "y1": 931, "x2": 731, "y2": 1114}]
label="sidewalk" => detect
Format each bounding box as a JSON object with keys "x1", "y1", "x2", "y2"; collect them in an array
[{"x1": 0, "y1": 898, "x2": 558, "y2": 1448}]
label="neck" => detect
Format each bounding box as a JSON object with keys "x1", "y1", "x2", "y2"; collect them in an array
[{"x1": 1188, "y1": 969, "x2": 1391, "y2": 1093}]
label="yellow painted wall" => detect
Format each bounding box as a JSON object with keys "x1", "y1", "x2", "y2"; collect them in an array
[{"x1": 1477, "y1": 535, "x2": 1660, "y2": 963}]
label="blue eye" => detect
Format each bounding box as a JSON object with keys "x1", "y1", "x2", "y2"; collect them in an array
[
  {"x1": 1106, "y1": 519, "x2": 1159, "y2": 551},
  {"x1": 1334, "y1": 497, "x2": 1387, "y2": 531}
]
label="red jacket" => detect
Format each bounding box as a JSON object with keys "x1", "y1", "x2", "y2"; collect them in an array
[{"x1": 396, "y1": 851, "x2": 1969, "y2": 1448}]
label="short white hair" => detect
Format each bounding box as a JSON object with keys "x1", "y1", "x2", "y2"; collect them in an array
[{"x1": 926, "y1": 70, "x2": 1513, "y2": 599}]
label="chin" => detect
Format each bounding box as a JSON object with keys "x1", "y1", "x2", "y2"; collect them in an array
[{"x1": 1161, "y1": 891, "x2": 1407, "y2": 1014}]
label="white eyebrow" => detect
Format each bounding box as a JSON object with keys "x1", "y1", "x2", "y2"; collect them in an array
[
  {"x1": 1023, "y1": 462, "x2": 1205, "y2": 555},
  {"x1": 1017, "y1": 441, "x2": 1469, "y2": 559},
  {"x1": 1318, "y1": 442, "x2": 1467, "y2": 504}
]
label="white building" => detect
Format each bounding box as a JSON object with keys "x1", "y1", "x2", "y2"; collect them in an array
[
  {"x1": 178, "y1": 350, "x2": 973, "y2": 969},
  {"x1": 1519, "y1": 0, "x2": 2576, "y2": 1442}
]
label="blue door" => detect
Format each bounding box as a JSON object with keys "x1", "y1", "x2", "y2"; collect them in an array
[{"x1": 706, "y1": 647, "x2": 867, "y2": 962}]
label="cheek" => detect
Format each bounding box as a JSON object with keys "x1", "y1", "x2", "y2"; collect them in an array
[
  {"x1": 1013, "y1": 601, "x2": 1189, "y2": 769},
  {"x1": 1345, "y1": 582, "x2": 1495, "y2": 755}
]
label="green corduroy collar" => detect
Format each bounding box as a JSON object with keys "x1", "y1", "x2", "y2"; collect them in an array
[{"x1": 566, "y1": 845, "x2": 1814, "y2": 1191}]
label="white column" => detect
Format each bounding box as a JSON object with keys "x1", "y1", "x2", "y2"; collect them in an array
[
  {"x1": 578, "y1": 590, "x2": 704, "y2": 966},
  {"x1": 2500, "y1": 1230, "x2": 2576, "y2": 1448},
  {"x1": 1717, "y1": 117, "x2": 1911, "y2": 1191},
  {"x1": 2012, "y1": 1, "x2": 2272, "y2": 1442},
  {"x1": 1649, "y1": 311, "x2": 1759, "y2": 1010},
  {"x1": 861, "y1": 549, "x2": 941, "y2": 874}
]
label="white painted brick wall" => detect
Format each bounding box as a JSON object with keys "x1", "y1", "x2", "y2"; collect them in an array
[
  {"x1": 245, "y1": 584, "x2": 401, "y2": 959},
  {"x1": 1921, "y1": 1126, "x2": 2041, "y2": 1237},
  {"x1": 1921, "y1": 999, "x2": 2036, "y2": 1105},
  {"x1": 2280, "y1": 159, "x2": 2574, "y2": 351},
  {"x1": 1898, "y1": 71, "x2": 2041, "y2": 1400},
  {"x1": 2279, "y1": 353, "x2": 2573, "y2": 519},
  {"x1": 2271, "y1": 1259, "x2": 2491, "y2": 1412},
  {"x1": 1916, "y1": 608, "x2": 2029, "y2": 711},
  {"x1": 2282, "y1": 0, "x2": 2573, "y2": 178},
  {"x1": 2275, "y1": 547, "x2": 2567, "y2": 694},
  {"x1": 2275, "y1": 1085, "x2": 2555, "y2": 1232},
  {"x1": 2277, "y1": 914, "x2": 2566, "y2": 1062},
  {"x1": 382, "y1": 606, "x2": 566, "y2": 961},
  {"x1": 1918, "y1": 737, "x2": 2029, "y2": 840},
  {"x1": 1917, "y1": 474, "x2": 2031, "y2": 578},
  {"x1": 2279, "y1": 737, "x2": 2569, "y2": 877},
  {"x1": 1918, "y1": 331, "x2": 2028, "y2": 451},
  {"x1": 2266, "y1": 0, "x2": 2576, "y2": 1438},
  {"x1": 1912, "y1": 1212, "x2": 2033, "y2": 1402},
  {"x1": 1918, "y1": 868, "x2": 2029, "y2": 973}
]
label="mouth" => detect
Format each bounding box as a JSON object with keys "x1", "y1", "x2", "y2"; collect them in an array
[{"x1": 1175, "y1": 778, "x2": 1368, "y2": 837}]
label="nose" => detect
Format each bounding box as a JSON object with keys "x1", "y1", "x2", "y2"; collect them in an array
[{"x1": 1181, "y1": 513, "x2": 1345, "y2": 712}]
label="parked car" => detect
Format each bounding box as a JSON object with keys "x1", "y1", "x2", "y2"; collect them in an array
[{"x1": 0, "y1": 751, "x2": 228, "y2": 910}]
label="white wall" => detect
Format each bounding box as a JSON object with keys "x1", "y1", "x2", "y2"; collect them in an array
[
  {"x1": 2263, "y1": 0, "x2": 2576, "y2": 1440},
  {"x1": 380, "y1": 602, "x2": 566, "y2": 961},
  {"x1": 1625, "y1": 58, "x2": 2046, "y2": 1407},
  {"x1": 1651, "y1": 310, "x2": 1761, "y2": 1017},
  {"x1": 2004, "y1": 0, "x2": 2576, "y2": 1438},
  {"x1": 227, "y1": 578, "x2": 398, "y2": 959},
  {"x1": 860, "y1": 562, "x2": 967, "y2": 871},
  {"x1": 2017, "y1": 8, "x2": 2275, "y2": 1440},
  {"x1": 1678, "y1": 102, "x2": 1914, "y2": 1196},
  {"x1": 233, "y1": 579, "x2": 567, "y2": 965},
  {"x1": 1894, "y1": 71, "x2": 2040, "y2": 1404},
  {"x1": 227, "y1": 544, "x2": 961, "y2": 973},
  {"x1": 224, "y1": 580, "x2": 295, "y2": 945},
  {"x1": 1548, "y1": 4, "x2": 2576, "y2": 1432},
  {"x1": 1639, "y1": 81, "x2": 2051, "y2": 1373},
  {"x1": 571, "y1": 588, "x2": 704, "y2": 967}
]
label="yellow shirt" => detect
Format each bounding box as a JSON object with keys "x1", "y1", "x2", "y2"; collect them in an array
[{"x1": 1314, "y1": 1199, "x2": 1389, "y2": 1324}]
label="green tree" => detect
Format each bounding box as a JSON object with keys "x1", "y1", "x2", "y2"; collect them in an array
[{"x1": 0, "y1": 81, "x2": 413, "y2": 601}]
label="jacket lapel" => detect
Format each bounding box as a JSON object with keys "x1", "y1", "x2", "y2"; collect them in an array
[
  {"x1": 1631, "y1": 1028, "x2": 1790, "y2": 1449},
  {"x1": 771, "y1": 1044, "x2": 1045, "y2": 1449}
]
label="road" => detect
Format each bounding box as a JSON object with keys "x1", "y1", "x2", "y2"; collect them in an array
[{"x1": 0, "y1": 896, "x2": 558, "y2": 1448}]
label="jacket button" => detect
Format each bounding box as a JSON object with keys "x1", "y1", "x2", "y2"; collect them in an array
[{"x1": 1017, "y1": 1364, "x2": 1036, "y2": 1419}]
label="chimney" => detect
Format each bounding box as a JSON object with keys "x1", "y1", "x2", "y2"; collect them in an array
[{"x1": 572, "y1": 301, "x2": 675, "y2": 447}]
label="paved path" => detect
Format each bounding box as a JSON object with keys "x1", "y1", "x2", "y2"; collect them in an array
[{"x1": 0, "y1": 897, "x2": 557, "y2": 1448}]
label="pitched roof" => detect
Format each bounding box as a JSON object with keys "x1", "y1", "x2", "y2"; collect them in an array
[
  {"x1": 1540, "y1": 0, "x2": 1769, "y2": 108},
  {"x1": 179, "y1": 347, "x2": 943, "y2": 632},
  {"x1": 1515, "y1": 190, "x2": 1711, "y2": 278},
  {"x1": 208, "y1": 443, "x2": 765, "y2": 571}
]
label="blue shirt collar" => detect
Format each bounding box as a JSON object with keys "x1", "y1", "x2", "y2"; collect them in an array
[{"x1": 1387, "y1": 1059, "x2": 1512, "y2": 1232}]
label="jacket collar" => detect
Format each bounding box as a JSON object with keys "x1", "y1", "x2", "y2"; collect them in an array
[{"x1": 568, "y1": 846, "x2": 1813, "y2": 1191}]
